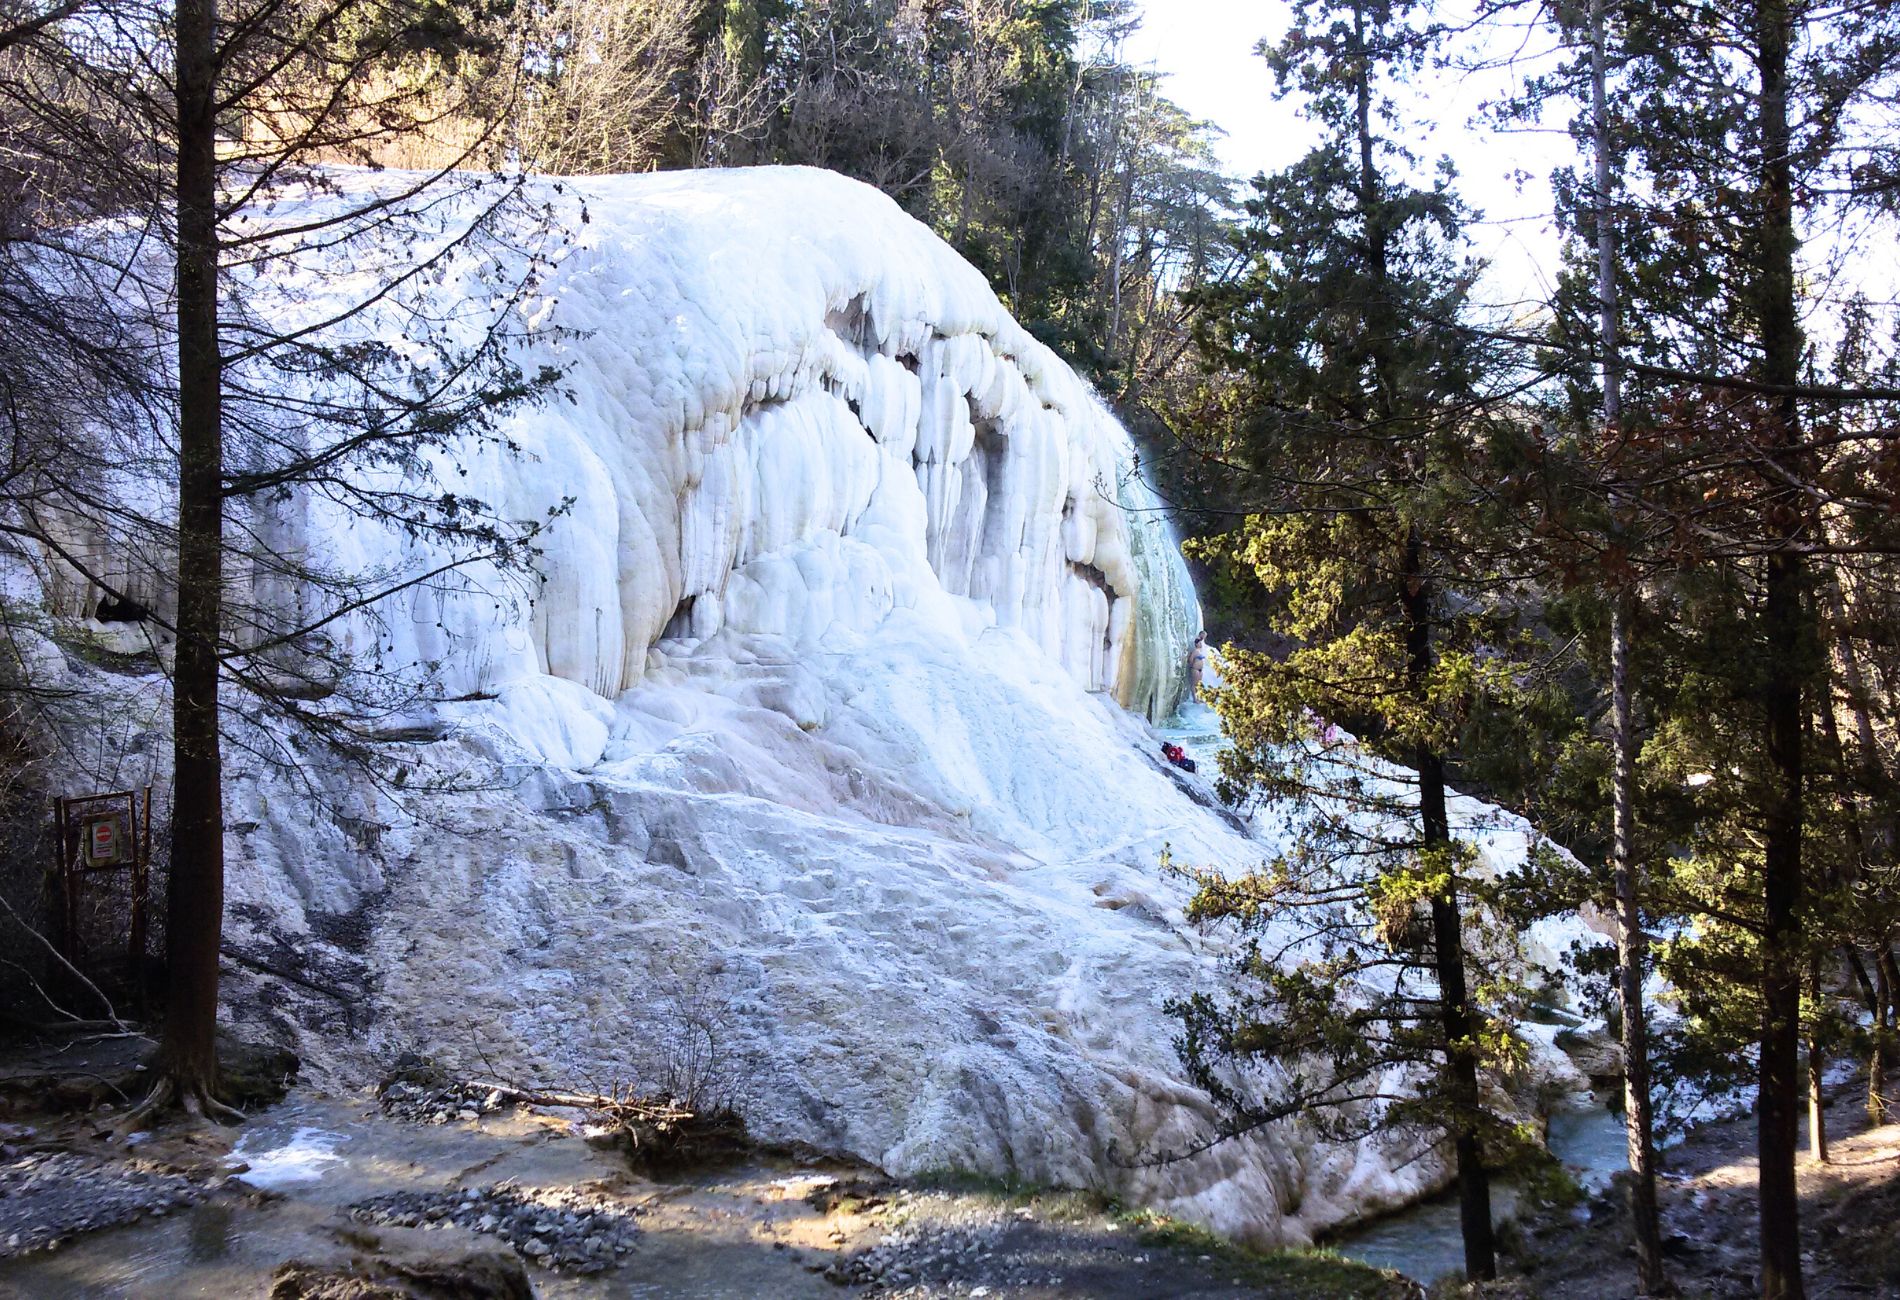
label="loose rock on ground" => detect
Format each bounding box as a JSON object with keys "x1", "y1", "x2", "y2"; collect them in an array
[
  {"x1": 376, "y1": 1078, "x2": 514, "y2": 1126},
  {"x1": 349, "y1": 1182, "x2": 640, "y2": 1274},
  {"x1": 0, "y1": 1149, "x2": 209, "y2": 1257}
]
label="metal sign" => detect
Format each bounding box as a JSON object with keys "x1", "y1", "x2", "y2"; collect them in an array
[{"x1": 83, "y1": 813, "x2": 126, "y2": 866}]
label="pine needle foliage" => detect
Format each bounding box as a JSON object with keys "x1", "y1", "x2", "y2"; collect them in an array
[{"x1": 1159, "y1": 0, "x2": 1572, "y2": 1281}]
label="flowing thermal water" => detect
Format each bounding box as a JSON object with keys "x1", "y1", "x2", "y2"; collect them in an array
[
  {"x1": 1112, "y1": 450, "x2": 1203, "y2": 723},
  {"x1": 1334, "y1": 1102, "x2": 1630, "y2": 1282}
]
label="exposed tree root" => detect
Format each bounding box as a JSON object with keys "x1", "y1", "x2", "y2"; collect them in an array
[
  {"x1": 114, "y1": 1073, "x2": 246, "y2": 1136},
  {"x1": 188, "y1": 1086, "x2": 248, "y2": 1125},
  {"x1": 113, "y1": 1076, "x2": 174, "y2": 1136}
]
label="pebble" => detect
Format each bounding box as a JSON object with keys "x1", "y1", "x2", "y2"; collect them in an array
[
  {"x1": 0, "y1": 1152, "x2": 208, "y2": 1258},
  {"x1": 376, "y1": 1079, "x2": 514, "y2": 1126},
  {"x1": 349, "y1": 1183, "x2": 639, "y2": 1275},
  {"x1": 821, "y1": 1203, "x2": 1009, "y2": 1290}
]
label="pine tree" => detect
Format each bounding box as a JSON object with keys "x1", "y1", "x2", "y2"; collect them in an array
[
  {"x1": 1165, "y1": 0, "x2": 1556, "y2": 1279},
  {"x1": 1471, "y1": 1, "x2": 1900, "y2": 1291},
  {"x1": 1582, "y1": 0, "x2": 1667, "y2": 1284},
  {"x1": 162, "y1": 0, "x2": 227, "y2": 1115},
  {"x1": 1601, "y1": 5, "x2": 1900, "y2": 1292}
]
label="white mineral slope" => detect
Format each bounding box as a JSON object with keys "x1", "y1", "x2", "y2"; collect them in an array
[
  {"x1": 222, "y1": 608, "x2": 1463, "y2": 1248},
  {"x1": 18, "y1": 166, "x2": 1572, "y2": 1245},
  {"x1": 264, "y1": 166, "x2": 1404, "y2": 1239},
  {"x1": 222, "y1": 165, "x2": 1201, "y2": 724}
]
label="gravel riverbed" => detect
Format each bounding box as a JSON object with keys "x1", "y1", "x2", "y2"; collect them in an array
[{"x1": 0, "y1": 1150, "x2": 213, "y2": 1257}]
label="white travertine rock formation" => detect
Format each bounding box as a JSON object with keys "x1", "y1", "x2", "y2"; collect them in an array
[
  {"x1": 13, "y1": 167, "x2": 1580, "y2": 1249},
  {"x1": 326, "y1": 166, "x2": 1200, "y2": 722}
]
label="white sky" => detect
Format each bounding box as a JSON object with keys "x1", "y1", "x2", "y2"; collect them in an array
[
  {"x1": 1122, "y1": 0, "x2": 1900, "y2": 356},
  {"x1": 1125, "y1": 0, "x2": 1571, "y2": 315}
]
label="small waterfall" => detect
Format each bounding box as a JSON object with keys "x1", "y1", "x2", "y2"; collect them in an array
[{"x1": 1114, "y1": 440, "x2": 1203, "y2": 724}]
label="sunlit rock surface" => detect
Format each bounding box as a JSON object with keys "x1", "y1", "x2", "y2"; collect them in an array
[
  {"x1": 294, "y1": 166, "x2": 1205, "y2": 721},
  {"x1": 18, "y1": 167, "x2": 1577, "y2": 1245}
]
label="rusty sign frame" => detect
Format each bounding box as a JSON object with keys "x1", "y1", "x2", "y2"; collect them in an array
[{"x1": 50, "y1": 787, "x2": 154, "y2": 980}]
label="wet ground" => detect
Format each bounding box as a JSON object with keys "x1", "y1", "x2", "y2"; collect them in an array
[{"x1": 0, "y1": 1092, "x2": 1413, "y2": 1299}]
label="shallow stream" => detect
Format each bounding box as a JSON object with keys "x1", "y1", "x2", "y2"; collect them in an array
[
  {"x1": 0, "y1": 1097, "x2": 845, "y2": 1299},
  {"x1": 1330, "y1": 1101, "x2": 1630, "y2": 1285}
]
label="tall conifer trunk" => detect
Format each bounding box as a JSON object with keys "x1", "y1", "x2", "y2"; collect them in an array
[
  {"x1": 160, "y1": 0, "x2": 226, "y2": 1101},
  {"x1": 1403, "y1": 528, "x2": 1496, "y2": 1282},
  {"x1": 1353, "y1": 0, "x2": 1491, "y2": 1274},
  {"x1": 1816, "y1": 636, "x2": 1882, "y2": 1130},
  {"x1": 1423, "y1": 756, "x2": 1496, "y2": 1282},
  {"x1": 1751, "y1": 0, "x2": 1807, "y2": 1294},
  {"x1": 1875, "y1": 956, "x2": 1893, "y2": 1124},
  {"x1": 1588, "y1": 2, "x2": 1668, "y2": 1288}
]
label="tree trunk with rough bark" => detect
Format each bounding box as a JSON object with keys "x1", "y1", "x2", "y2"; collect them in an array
[
  {"x1": 1589, "y1": 2, "x2": 1669, "y2": 1287},
  {"x1": 1402, "y1": 525, "x2": 1495, "y2": 1282},
  {"x1": 156, "y1": 0, "x2": 227, "y2": 1107},
  {"x1": 1751, "y1": 2, "x2": 1807, "y2": 1295}
]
